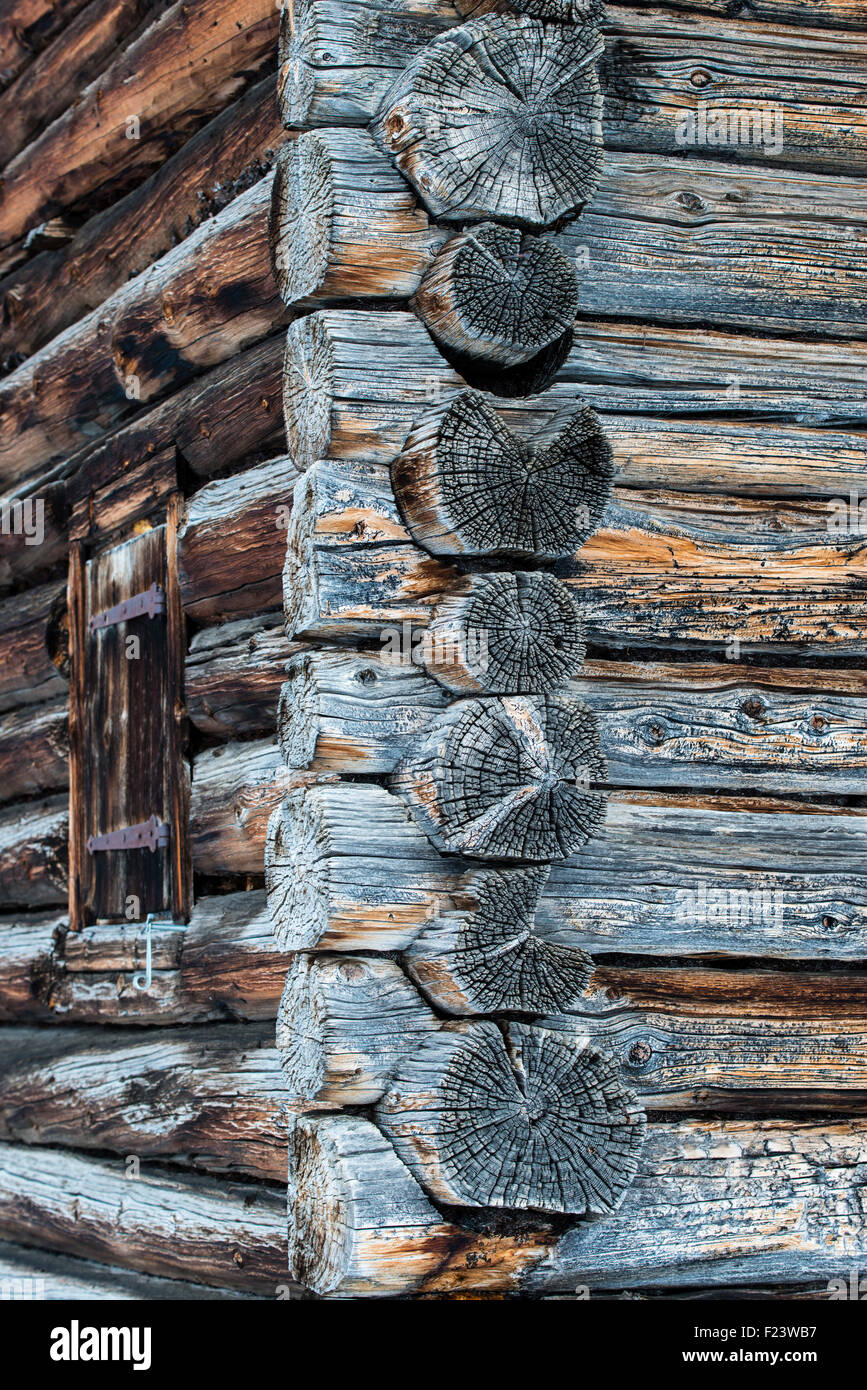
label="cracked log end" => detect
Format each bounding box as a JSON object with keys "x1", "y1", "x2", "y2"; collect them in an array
[
  {"x1": 266, "y1": 792, "x2": 328, "y2": 951},
  {"x1": 270, "y1": 132, "x2": 333, "y2": 306},
  {"x1": 392, "y1": 389, "x2": 614, "y2": 559},
  {"x1": 376, "y1": 1021, "x2": 646, "y2": 1214},
  {"x1": 405, "y1": 865, "x2": 593, "y2": 1014},
  {"x1": 287, "y1": 1112, "x2": 449, "y2": 1297},
  {"x1": 390, "y1": 694, "x2": 607, "y2": 861},
  {"x1": 429, "y1": 570, "x2": 586, "y2": 694},
  {"x1": 372, "y1": 15, "x2": 604, "y2": 227},
  {"x1": 415, "y1": 223, "x2": 579, "y2": 368},
  {"x1": 277, "y1": 953, "x2": 438, "y2": 1106},
  {"x1": 283, "y1": 315, "x2": 334, "y2": 471}
]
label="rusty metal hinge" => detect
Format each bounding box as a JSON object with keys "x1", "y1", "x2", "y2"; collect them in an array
[
  {"x1": 88, "y1": 581, "x2": 165, "y2": 633},
  {"x1": 86, "y1": 815, "x2": 170, "y2": 855}
]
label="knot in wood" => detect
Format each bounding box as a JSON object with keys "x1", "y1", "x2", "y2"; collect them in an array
[{"x1": 373, "y1": 15, "x2": 605, "y2": 227}]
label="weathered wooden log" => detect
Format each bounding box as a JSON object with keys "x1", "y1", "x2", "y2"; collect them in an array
[
  {"x1": 178, "y1": 456, "x2": 299, "y2": 622},
  {"x1": 186, "y1": 617, "x2": 294, "y2": 737},
  {"x1": 277, "y1": 953, "x2": 438, "y2": 1106},
  {"x1": 0, "y1": 0, "x2": 152, "y2": 172},
  {"x1": 0, "y1": 0, "x2": 279, "y2": 253},
  {"x1": 281, "y1": 312, "x2": 867, "y2": 477},
  {"x1": 0, "y1": 795, "x2": 67, "y2": 908},
  {"x1": 0, "y1": 700, "x2": 67, "y2": 804},
  {"x1": 389, "y1": 694, "x2": 608, "y2": 861},
  {"x1": 0, "y1": 913, "x2": 62, "y2": 1021},
  {"x1": 274, "y1": 647, "x2": 867, "y2": 792},
  {"x1": 0, "y1": 581, "x2": 67, "y2": 711},
  {"x1": 0, "y1": 1023, "x2": 287, "y2": 1181},
  {"x1": 0, "y1": 1241, "x2": 260, "y2": 1301},
  {"x1": 191, "y1": 740, "x2": 298, "y2": 877},
  {"x1": 0, "y1": 478, "x2": 69, "y2": 592},
  {"x1": 270, "y1": 127, "x2": 445, "y2": 310},
  {"x1": 0, "y1": 173, "x2": 286, "y2": 489},
  {"x1": 376, "y1": 1021, "x2": 645, "y2": 1214},
  {"x1": 63, "y1": 333, "x2": 285, "y2": 552},
  {"x1": 0, "y1": 1143, "x2": 288, "y2": 1293},
  {"x1": 392, "y1": 390, "x2": 613, "y2": 558},
  {"x1": 415, "y1": 223, "x2": 579, "y2": 367},
  {"x1": 0, "y1": 0, "x2": 90, "y2": 91},
  {"x1": 372, "y1": 14, "x2": 604, "y2": 226},
  {"x1": 283, "y1": 2, "x2": 867, "y2": 177},
  {"x1": 285, "y1": 459, "x2": 867, "y2": 653},
  {"x1": 265, "y1": 781, "x2": 867, "y2": 960},
  {"x1": 404, "y1": 865, "x2": 594, "y2": 1014},
  {"x1": 0, "y1": 74, "x2": 284, "y2": 367},
  {"x1": 287, "y1": 1112, "x2": 451, "y2": 1298}
]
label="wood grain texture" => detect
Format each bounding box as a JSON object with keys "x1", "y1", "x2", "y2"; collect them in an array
[
  {"x1": 0, "y1": 0, "x2": 90, "y2": 90},
  {"x1": 0, "y1": 699, "x2": 67, "y2": 805},
  {"x1": 0, "y1": 1143, "x2": 289, "y2": 1294},
  {"x1": 0, "y1": 582, "x2": 66, "y2": 712},
  {"x1": 0, "y1": 1241, "x2": 262, "y2": 1300},
  {"x1": 265, "y1": 781, "x2": 867, "y2": 960},
  {"x1": 0, "y1": 796, "x2": 67, "y2": 909},
  {"x1": 0, "y1": 0, "x2": 279, "y2": 252},
  {"x1": 0, "y1": 74, "x2": 284, "y2": 367}
]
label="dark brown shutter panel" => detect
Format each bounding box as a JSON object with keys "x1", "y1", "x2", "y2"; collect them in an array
[{"x1": 68, "y1": 512, "x2": 190, "y2": 930}]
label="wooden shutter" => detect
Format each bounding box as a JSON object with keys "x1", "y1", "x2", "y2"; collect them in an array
[{"x1": 67, "y1": 505, "x2": 190, "y2": 931}]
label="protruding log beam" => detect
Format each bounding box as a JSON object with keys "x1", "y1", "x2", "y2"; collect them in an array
[
  {"x1": 277, "y1": 953, "x2": 438, "y2": 1107},
  {"x1": 372, "y1": 14, "x2": 603, "y2": 227},
  {"x1": 415, "y1": 223, "x2": 579, "y2": 368},
  {"x1": 390, "y1": 695, "x2": 607, "y2": 861},
  {"x1": 376, "y1": 1021, "x2": 645, "y2": 1214},
  {"x1": 277, "y1": 0, "x2": 460, "y2": 130},
  {"x1": 287, "y1": 1112, "x2": 451, "y2": 1298},
  {"x1": 269, "y1": 127, "x2": 445, "y2": 310},
  {"x1": 265, "y1": 781, "x2": 867, "y2": 961},
  {"x1": 392, "y1": 390, "x2": 613, "y2": 558}
]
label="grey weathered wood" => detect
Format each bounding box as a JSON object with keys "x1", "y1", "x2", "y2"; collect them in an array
[
  {"x1": 269, "y1": 126, "x2": 445, "y2": 309},
  {"x1": 376, "y1": 1021, "x2": 645, "y2": 1213},
  {"x1": 0, "y1": 699, "x2": 67, "y2": 804},
  {"x1": 404, "y1": 865, "x2": 593, "y2": 1015},
  {"x1": 186, "y1": 617, "x2": 295, "y2": 737},
  {"x1": 0, "y1": 1241, "x2": 261, "y2": 1301},
  {"x1": 415, "y1": 223, "x2": 579, "y2": 367},
  {"x1": 287, "y1": 1111, "x2": 449, "y2": 1298},
  {"x1": 0, "y1": 913, "x2": 63, "y2": 1021},
  {"x1": 284, "y1": 457, "x2": 867, "y2": 653},
  {"x1": 390, "y1": 694, "x2": 607, "y2": 861},
  {"x1": 277, "y1": 952, "x2": 438, "y2": 1106},
  {"x1": 191, "y1": 740, "x2": 297, "y2": 877},
  {"x1": 0, "y1": 1142, "x2": 288, "y2": 1294},
  {"x1": 265, "y1": 781, "x2": 867, "y2": 960},
  {"x1": 281, "y1": 312, "x2": 867, "y2": 477},
  {"x1": 372, "y1": 14, "x2": 604, "y2": 226},
  {"x1": 275, "y1": 647, "x2": 867, "y2": 793},
  {"x1": 0, "y1": 1023, "x2": 287, "y2": 1181},
  {"x1": 0, "y1": 582, "x2": 67, "y2": 713},
  {"x1": 392, "y1": 390, "x2": 613, "y2": 558},
  {"x1": 0, "y1": 795, "x2": 67, "y2": 907}
]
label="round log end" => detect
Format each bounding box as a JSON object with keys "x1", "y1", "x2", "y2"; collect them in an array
[
  {"x1": 277, "y1": 953, "x2": 326, "y2": 1101},
  {"x1": 373, "y1": 15, "x2": 604, "y2": 227},
  {"x1": 428, "y1": 571, "x2": 586, "y2": 694},
  {"x1": 376, "y1": 1021, "x2": 646, "y2": 1215},
  {"x1": 405, "y1": 865, "x2": 593, "y2": 1013},
  {"x1": 393, "y1": 390, "x2": 614, "y2": 559},
  {"x1": 277, "y1": 655, "x2": 318, "y2": 768},
  {"x1": 283, "y1": 316, "x2": 334, "y2": 471},
  {"x1": 392, "y1": 694, "x2": 607, "y2": 861},
  {"x1": 415, "y1": 224, "x2": 579, "y2": 367}
]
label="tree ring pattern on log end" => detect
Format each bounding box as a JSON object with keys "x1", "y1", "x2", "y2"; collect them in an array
[
  {"x1": 429, "y1": 571, "x2": 586, "y2": 693},
  {"x1": 278, "y1": 954, "x2": 326, "y2": 1098},
  {"x1": 277, "y1": 653, "x2": 318, "y2": 767},
  {"x1": 455, "y1": 0, "x2": 607, "y2": 21},
  {"x1": 416, "y1": 223, "x2": 579, "y2": 367},
  {"x1": 270, "y1": 133, "x2": 333, "y2": 307},
  {"x1": 376, "y1": 1021, "x2": 646, "y2": 1214},
  {"x1": 393, "y1": 389, "x2": 614, "y2": 558},
  {"x1": 392, "y1": 694, "x2": 607, "y2": 860},
  {"x1": 405, "y1": 864, "x2": 594, "y2": 1013},
  {"x1": 372, "y1": 15, "x2": 604, "y2": 227}
]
